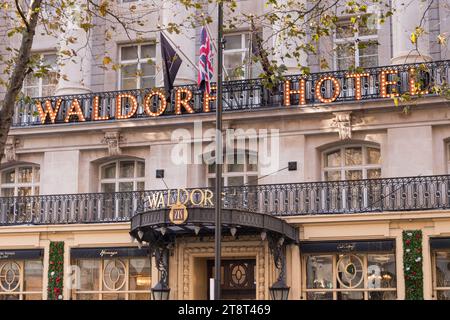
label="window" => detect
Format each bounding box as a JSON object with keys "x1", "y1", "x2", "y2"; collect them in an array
[
  {"x1": 224, "y1": 32, "x2": 262, "y2": 80},
  {"x1": 0, "y1": 259, "x2": 44, "y2": 300},
  {"x1": 334, "y1": 16, "x2": 378, "y2": 70},
  {"x1": 71, "y1": 256, "x2": 151, "y2": 300},
  {"x1": 0, "y1": 165, "x2": 40, "y2": 197},
  {"x1": 304, "y1": 252, "x2": 396, "y2": 300},
  {"x1": 323, "y1": 145, "x2": 381, "y2": 181},
  {"x1": 433, "y1": 250, "x2": 450, "y2": 299},
  {"x1": 119, "y1": 44, "x2": 156, "y2": 90},
  {"x1": 207, "y1": 149, "x2": 258, "y2": 187},
  {"x1": 99, "y1": 160, "x2": 145, "y2": 192},
  {"x1": 23, "y1": 53, "x2": 58, "y2": 97}
]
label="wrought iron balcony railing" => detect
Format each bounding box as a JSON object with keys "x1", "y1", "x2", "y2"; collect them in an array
[
  {"x1": 1, "y1": 174, "x2": 450, "y2": 225},
  {"x1": 12, "y1": 60, "x2": 450, "y2": 127}
]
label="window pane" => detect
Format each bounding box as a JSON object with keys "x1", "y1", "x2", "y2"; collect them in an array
[
  {"x1": 367, "y1": 254, "x2": 396, "y2": 289},
  {"x1": 141, "y1": 76, "x2": 155, "y2": 89},
  {"x1": 103, "y1": 259, "x2": 126, "y2": 291},
  {"x1": 129, "y1": 293, "x2": 151, "y2": 300},
  {"x1": 359, "y1": 18, "x2": 378, "y2": 36},
  {"x1": 345, "y1": 170, "x2": 362, "y2": 180},
  {"x1": 246, "y1": 152, "x2": 258, "y2": 172},
  {"x1": 34, "y1": 167, "x2": 40, "y2": 182},
  {"x1": 247, "y1": 175, "x2": 258, "y2": 185},
  {"x1": 227, "y1": 176, "x2": 244, "y2": 186},
  {"x1": 24, "y1": 260, "x2": 43, "y2": 292},
  {"x1": 119, "y1": 182, "x2": 133, "y2": 192},
  {"x1": 224, "y1": 53, "x2": 244, "y2": 78},
  {"x1": 368, "y1": 291, "x2": 397, "y2": 300},
  {"x1": 325, "y1": 150, "x2": 341, "y2": 167},
  {"x1": 367, "y1": 147, "x2": 381, "y2": 164},
  {"x1": 306, "y1": 255, "x2": 333, "y2": 289},
  {"x1": 119, "y1": 161, "x2": 135, "y2": 178},
  {"x1": 307, "y1": 292, "x2": 333, "y2": 300},
  {"x1": 135, "y1": 162, "x2": 145, "y2": 178},
  {"x1": 360, "y1": 55, "x2": 378, "y2": 68},
  {"x1": 336, "y1": 23, "x2": 354, "y2": 39},
  {"x1": 122, "y1": 78, "x2": 137, "y2": 90},
  {"x1": 338, "y1": 291, "x2": 364, "y2": 300},
  {"x1": 1, "y1": 168, "x2": 15, "y2": 184},
  {"x1": 141, "y1": 45, "x2": 156, "y2": 59},
  {"x1": 102, "y1": 293, "x2": 126, "y2": 300},
  {"x1": 325, "y1": 171, "x2": 341, "y2": 181},
  {"x1": 77, "y1": 259, "x2": 100, "y2": 291},
  {"x1": 435, "y1": 251, "x2": 450, "y2": 289},
  {"x1": 345, "y1": 147, "x2": 362, "y2": 166},
  {"x1": 129, "y1": 258, "x2": 151, "y2": 291},
  {"x1": 224, "y1": 34, "x2": 243, "y2": 50},
  {"x1": 137, "y1": 182, "x2": 145, "y2": 191},
  {"x1": 121, "y1": 46, "x2": 138, "y2": 60},
  {"x1": 18, "y1": 187, "x2": 32, "y2": 197},
  {"x1": 18, "y1": 167, "x2": 33, "y2": 183},
  {"x1": 1, "y1": 188, "x2": 14, "y2": 197},
  {"x1": 367, "y1": 169, "x2": 381, "y2": 179},
  {"x1": 102, "y1": 163, "x2": 116, "y2": 179},
  {"x1": 101, "y1": 183, "x2": 116, "y2": 193},
  {"x1": 141, "y1": 63, "x2": 155, "y2": 77},
  {"x1": 208, "y1": 164, "x2": 215, "y2": 174},
  {"x1": 227, "y1": 164, "x2": 244, "y2": 172}
]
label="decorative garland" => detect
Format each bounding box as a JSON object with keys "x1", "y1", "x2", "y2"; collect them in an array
[
  {"x1": 403, "y1": 230, "x2": 423, "y2": 300},
  {"x1": 47, "y1": 241, "x2": 64, "y2": 300}
]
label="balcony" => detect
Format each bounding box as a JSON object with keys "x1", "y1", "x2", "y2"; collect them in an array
[
  {"x1": 1, "y1": 174, "x2": 450, "y2": 225},
  {"x1": 11, "y1": 60, "x2": 450, "y2": 127}
]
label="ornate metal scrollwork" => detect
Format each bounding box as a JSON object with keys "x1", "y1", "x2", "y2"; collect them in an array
[{"x1": 268, "y1": 233, "x2": 287, "y2": 284}]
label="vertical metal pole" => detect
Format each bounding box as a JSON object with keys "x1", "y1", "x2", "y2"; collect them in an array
[{"x1": 214, "y1": 1, "x2": 224, "y2": 301}]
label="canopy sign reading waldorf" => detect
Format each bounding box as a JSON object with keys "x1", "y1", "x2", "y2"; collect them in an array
[{"x1": 13, "y1": 60, "x2": 449, "y2": 127}]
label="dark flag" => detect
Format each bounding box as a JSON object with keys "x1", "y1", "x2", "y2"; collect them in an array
[{"x1": 160, "y1": 33, "x2": 182, "y2": 98}]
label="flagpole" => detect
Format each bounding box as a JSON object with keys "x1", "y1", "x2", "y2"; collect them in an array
[{"x1": 214, "y1": 1, "x2": 224, "y2": 301}]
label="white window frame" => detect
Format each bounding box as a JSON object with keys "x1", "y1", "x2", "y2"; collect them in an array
[
  {"x1": 302, "y1": 252, "x2": 397, "y2": 300},
  {"x1": 0, "y1": 165, "x2": 40, "y2": 197},
  {"x1": 23, "y1": 52, "x2": 58, "y2": 98},
  {"x1": 118, "y1": 43, "x2": 156, "y2": 90},
  {"x1": 206, "y1": 149, "x2": 258, "y2": 187},
  {"x1": 333, "y1": 16, "x2": 378, "y2": 70},
  {"x1": 224, "y1": 31, "x2": 262, "y2": 80},
  {"x1": 322, "y1": 144, "x2": 381, "y2": 181},
  {"x1": 99, "y1": 160, "x2": 145, "y2": 193},
  {"x1": 0, "y1": 259, "x2": 44, "y2": 300},
  {"x1": 71, "y1": 256, "x2": 151, "y2": 300}
]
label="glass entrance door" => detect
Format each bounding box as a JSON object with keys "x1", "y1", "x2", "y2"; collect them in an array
[{"x1": 207, "y1": 259, "x2": 256, "y2": 300}]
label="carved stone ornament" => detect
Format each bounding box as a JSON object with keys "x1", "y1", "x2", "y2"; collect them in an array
[
  {"x1": 102, "y1": 131, "x2": 124, "y2": 156},
  {"x1": 4, "y1": 137, "x2": 19, "y2": 162},
  {"x1": 332, "y1": 112, "x2": 352, "y2": 140}
]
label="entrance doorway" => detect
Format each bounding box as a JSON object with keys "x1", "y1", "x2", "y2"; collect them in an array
[{"x1": 207, "y1": 259, "x2": 256, "y2": 300}]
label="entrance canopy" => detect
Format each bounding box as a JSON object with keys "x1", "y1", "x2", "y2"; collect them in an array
[{"x1": 130, "y1": 207, "x2": 298, "y2": 244}]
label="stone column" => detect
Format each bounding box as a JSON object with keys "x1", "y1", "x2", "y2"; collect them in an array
[
  {"x1": 159, "y1": 2, "x2": 197, "y2": 86},
  {"x1": 55, "y1": 4, "x2": 91, "y2": 95},
  {"x1": 391, "y1": 0, "x2": 431, "y2": 64}
]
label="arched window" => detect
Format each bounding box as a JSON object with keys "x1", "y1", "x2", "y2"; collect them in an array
[
  {"x1": 0, "y1": 165, "x2": 40, "y2": 197},
  {"x1": 99, "y1": 160, "x2": 145, "y2": 192},
  {"x1": 206, "y1": 149, "x2": 258, "y2": 187},
  {"x1": 323, "y1": 145, "x2": 381, "y2": 181}
]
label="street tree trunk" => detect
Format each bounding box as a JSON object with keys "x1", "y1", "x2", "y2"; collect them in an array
[{"x1": 0, "y1": 0, "x2": 42, "y2": 160}]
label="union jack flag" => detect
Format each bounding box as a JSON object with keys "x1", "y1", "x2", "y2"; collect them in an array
[{"x1": 198, "y1": 27, "x2": 214, "y2": 94}]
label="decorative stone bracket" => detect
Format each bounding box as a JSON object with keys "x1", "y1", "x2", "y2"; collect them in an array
[
  {"x1": 101, "y1": 131, "x2": 124, "y2": 156},
  {"x1": 331, "y1": 112, "x2": 352, "y2": 140},
  {"x1": 268, "y1": 234, "x2": 287, "y2": 284},
  {"x1": 4, "y1": 137, "x2": 20, "y2": 162}
]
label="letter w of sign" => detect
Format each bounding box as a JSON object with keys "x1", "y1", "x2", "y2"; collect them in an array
[
  {"x1": 36, "y1": 99, "x2": 62, "y2": 124},
  {"x1": 147, "y1": 193, "x2": 165, "y2": 209}
]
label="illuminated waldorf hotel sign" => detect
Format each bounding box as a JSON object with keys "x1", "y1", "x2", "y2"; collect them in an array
[{"x1": 32, "y1": 66, "x2": 430, "y2": 125}]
